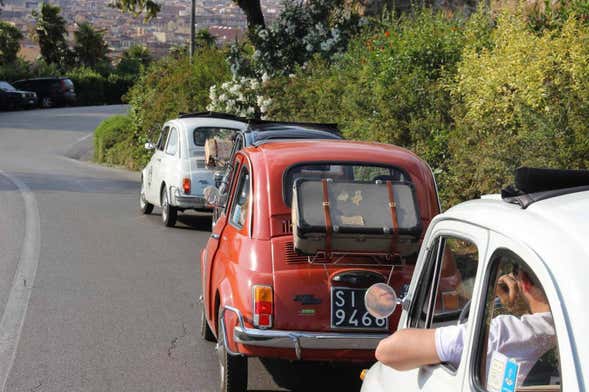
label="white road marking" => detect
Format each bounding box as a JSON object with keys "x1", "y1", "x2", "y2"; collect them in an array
[
  {"x1": 0, "y1": 170, "x2": 41, "y2": 392},
  {"x1": 75, "y1": 132, "x2": 94, "y2": 143}
]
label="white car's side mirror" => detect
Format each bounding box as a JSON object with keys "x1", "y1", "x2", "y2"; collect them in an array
[
  {"x1": 144, "y1": 142, "x2": 155, "y2": 150},
  {"x1": 364, "y1": 283, "x2": 400, "y2": 319}
]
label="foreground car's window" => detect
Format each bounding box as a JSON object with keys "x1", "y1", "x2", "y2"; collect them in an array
[
  {"x1": 475, "y1": 250, "x2": 560, "y2": 391},
  {"x1": 229, "y1": 167, "x2": 250, "y2": 229},
  {"x1": 283, "y1": 163, "x2": 408, "y2": 206},
  {"x1": 409, "y1": 236, "x2": 478, "y2": 369}
]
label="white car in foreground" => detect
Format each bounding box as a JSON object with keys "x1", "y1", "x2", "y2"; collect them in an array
[
  {"x1": 140, "y1": 113, "x2": 246, "y2": 226},
  {"x1": 361, "y1": 168, "x2": 588, "y2": 392}
]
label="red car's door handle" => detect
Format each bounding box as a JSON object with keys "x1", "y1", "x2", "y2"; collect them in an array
[{"x1": 210, "y1": 233, "x2": 220, "y2": 240}]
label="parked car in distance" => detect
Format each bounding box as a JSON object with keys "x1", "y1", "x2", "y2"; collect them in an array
[
  {"x1": 140, "y1": 113, "x2": 247, "y2": 227},
  {"x1": 200, "y1": 139, "x2": 441, "y2": 392},
  {"x1": 360, "y1": 167, "x2": 589, "y2": 392},
  {"x1": 12, "y1": 77, "x2": 76, "y2": 108},
  {"x1": 0, "y1": 81, "x2": 37, "y2": 110}
]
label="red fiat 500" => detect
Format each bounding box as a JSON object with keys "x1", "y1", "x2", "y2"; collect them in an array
[{"x1": 200, "y1": 140, "x2": 440, "y2": 391}]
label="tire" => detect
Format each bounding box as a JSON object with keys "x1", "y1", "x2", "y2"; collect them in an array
[
  {"x1": 161, "y1": 186, "x2": 177, "y2": 227},
  {"x1": 200, "y1": 301, "x2": 216, "y2": 342},
  {"x1": 139, "y1": 177, "x2": 154, "y2": 214},
  {"x1": 217, "y1": 310, "x2": 247, "y2": 392}
]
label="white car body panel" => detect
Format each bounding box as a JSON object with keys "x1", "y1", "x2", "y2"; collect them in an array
[{"x1": 362, "y1": 190, "x2": 589, "y2": 392}]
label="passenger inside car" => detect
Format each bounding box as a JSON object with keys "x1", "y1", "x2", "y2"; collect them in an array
[{"x1": 375, "y1": 251, "x2": 559, "y2": 389}]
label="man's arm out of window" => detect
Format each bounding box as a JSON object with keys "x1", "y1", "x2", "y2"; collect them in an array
[{"x1": 375, "y1": 329, "x2": 441, "y2": 371}]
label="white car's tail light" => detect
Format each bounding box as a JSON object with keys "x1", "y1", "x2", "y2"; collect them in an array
[
  {"x1": 182, "y1": 178, "x2": 191, "y2": 194},
  {"x1": 253, "y1": 285, "x2": 273, "y2": 329}
]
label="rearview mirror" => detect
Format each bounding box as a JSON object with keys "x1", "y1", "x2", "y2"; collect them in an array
[
  {"x1": 144, "y1": 142, "x2": 155, "y2": 150},
  {"x1": 364, "y1": 283, "x2": 399, "y2": 319},
  {"x1": 204, "y1": 186, "x2": 221, "y2": 207}
]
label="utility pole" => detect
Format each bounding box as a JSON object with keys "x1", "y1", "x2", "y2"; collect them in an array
[{"x1": 190, "y1": 0, "x2": 196, "y2": 60}]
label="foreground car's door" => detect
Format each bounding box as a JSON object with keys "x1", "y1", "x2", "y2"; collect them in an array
[
  {"x1": 145, "y1": 125, "x2": 170, "y2": 204},
  {"x1": 362, "y1": 219, "x2": 488, "y2": 391}
]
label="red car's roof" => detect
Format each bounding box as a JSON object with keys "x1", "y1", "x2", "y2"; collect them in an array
[
  {"x1": 248, "y1": 139, "x2": 422, "y2": 166},
  {"x1": 238, "y1": 140, "x2": 440, "y2": 240}
]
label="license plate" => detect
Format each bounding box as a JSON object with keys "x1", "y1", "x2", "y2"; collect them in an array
[{"x1": 331, "y1": 287, "x2": 388, "y2": 330}]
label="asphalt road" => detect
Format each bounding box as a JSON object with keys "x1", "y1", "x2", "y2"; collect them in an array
[{"x1": 0, "y1": 106, "x2": 366, "y2": 392}]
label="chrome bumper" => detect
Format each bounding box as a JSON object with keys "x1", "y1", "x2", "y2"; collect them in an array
[
  {"x1": 220, "y1": 306, "x2": 388, "y2": 360},
  {"x1": 170, "y1": 187, "x2": 208, "y2": 209}
]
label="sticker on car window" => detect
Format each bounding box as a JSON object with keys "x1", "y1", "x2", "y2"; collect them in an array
[{"x1": 487, "y1": 351, "x2": 519, "y2": 392}]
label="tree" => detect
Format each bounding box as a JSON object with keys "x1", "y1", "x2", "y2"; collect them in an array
[
  {"x1": 196, "y1": 28, "x2": 217, "y2": 48},
  {"x1": 109, "y1": 0, "x2": 161, "y2": 19},
  {"x1": 32, "y1": 3, "x2": 69, "y2": 67},
  {"x1": 73, "y1": 22, "x2": 109, "y2": 68},
  {"x1": 116, "y1": 44, "x2": 151, "y2": 76},
  {"x1": 0, "y1": 22, "x2": 23, "y2": 64},
  {"x1": 112, "y1": 0, "x2": 265, "y2": 30}
]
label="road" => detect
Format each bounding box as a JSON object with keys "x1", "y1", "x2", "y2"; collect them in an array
[{"x1": 0, "y1": 106, "x2": 366, "y2": 392}]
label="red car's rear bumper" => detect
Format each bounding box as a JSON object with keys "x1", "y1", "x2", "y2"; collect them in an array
[{"x1": 221, "y1": 305, "x2": 387, "y2": 361}]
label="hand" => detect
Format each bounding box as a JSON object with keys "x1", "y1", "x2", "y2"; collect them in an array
[{"x1": 495, "y1": 273, "x2": 519, "y2": 308}]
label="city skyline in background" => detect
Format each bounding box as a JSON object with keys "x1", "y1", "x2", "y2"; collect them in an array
[{"x1": 0, "y1": 0, "x2": 283, "y2": 60}]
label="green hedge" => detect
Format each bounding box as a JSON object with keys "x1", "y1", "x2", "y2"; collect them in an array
[
  {"x1": 66, "y1": 67, "x2": 134, "y2": 106},
  {"x1": 94, "y1": 114, "x2": 134, "y2": 166},
  {"x1": 265, "y1": 7, "x2": 589, "y2": 207}
]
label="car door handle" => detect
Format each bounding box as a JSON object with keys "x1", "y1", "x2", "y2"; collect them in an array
[
  {"x1": 156, "y1": 158, "x2": 162, "y2": 162},
  {"x1": 210, "y1": 233, "x2": 220, "y2": 240}
]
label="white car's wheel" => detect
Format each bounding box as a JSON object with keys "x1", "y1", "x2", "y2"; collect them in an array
[
  {"x1": 140, "y1": 177, "x2": 154, "y2": 214},
  {"x1": 161, "y1": 187, "x2": 177, "y2": 227}
]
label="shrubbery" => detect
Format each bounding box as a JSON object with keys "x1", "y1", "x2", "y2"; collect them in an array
[
  {"x1": 66, "y1": 67, "x2": 134, "y2": 106},
  {"x1": 264, "y1": 6, "x2": 589, "y2": 207},
  {"x1": 94, "y1": 114, "x2": 134, "y2": 166},
  {"x1": 101, "y1": 3, "x2": 588, "y2": 210}
]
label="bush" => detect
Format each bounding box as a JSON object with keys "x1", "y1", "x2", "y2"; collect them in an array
[
  {"x1": 265, "y1": 8, "x2": 471, "y2": 200},
  {"x1": 447, "y1": 13, "x2": 589, "y2": 205},
  {"x1": 94, "y1": 114, "x2": 134, "y2": 166},
  {"x1": 66, "y1": 67, "x2": 106, "y2": 105}
]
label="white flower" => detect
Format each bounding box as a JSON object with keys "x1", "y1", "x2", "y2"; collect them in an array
[
  {"x1": 256, "y1": 95, "x2": 264, "y2": 107},
  {"x1": 288, "y1": 73, "x2": 296, "y2": 79},
  {"x1": 249, "y1": 79, "x2": 260, "y2": 90},
  {"x1": 221, "y1": 82, "x2": 230, "y2": 90},
  {"x1": 229, "y1": 83, "x2": 241, "y2": 95},
  {"x1": 305, "y1": 43, "x2": 314, "y2": 52},
  {"x1": 258, "y1": 29, "x2": 269, "y2": 39},
  {"x1": 218, "y1": 94, "x2": 227, "y2": 102},
  {"x1": 246, "y1": 107, "x2": 255, "y2": 115},
  {"x1": 261, "y1": 72, "x2": 270, "y2": 83}
]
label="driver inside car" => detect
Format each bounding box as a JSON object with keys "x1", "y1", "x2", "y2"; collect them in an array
[{"x1": 375, "y1": 263, "x2": 556, "y2": 388}]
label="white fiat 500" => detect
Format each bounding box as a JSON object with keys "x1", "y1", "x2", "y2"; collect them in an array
[
  {"x1": 361, "y1": 168, "x2": 588, "y2": 392},
  {"x1": 140, "y1": 113, "x2": 246, "y2": 226}
]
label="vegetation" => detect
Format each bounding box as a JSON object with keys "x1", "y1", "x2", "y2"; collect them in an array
[
  {"x1": 94, "y1": 114, "x2": 135, "y2": 167},
  {"x1": 73, "y1": 22, "x2": 109, "y2": 68},
  {"x1": 0, "y1": 22, "x2": 23, "y2": 64},
  {"x1": 93, "y1": 0, "x2": 589, "y2": 210},
  {"x1": 32, "y1": 3, "x2": 69, "y2": 68}
]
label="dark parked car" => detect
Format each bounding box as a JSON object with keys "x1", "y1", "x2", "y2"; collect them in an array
[
  {"x1": 0, "y1": 81, "x2": 37, "y2": 110},
  {"x1": 12, "y1": 77, "x2": 76, "y2": 108}
]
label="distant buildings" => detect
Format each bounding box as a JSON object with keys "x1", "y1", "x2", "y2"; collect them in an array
[{"x1": 0, "y1": 0, "x2": 282, "y2": 60}]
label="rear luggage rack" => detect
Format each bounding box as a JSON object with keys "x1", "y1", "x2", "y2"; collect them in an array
[
  {"x1": 178, "y1": 111, "x2": 248, "y2": 121},
  {"x1": 502, "y1": 167, "x2": 589, "y2": 208}
]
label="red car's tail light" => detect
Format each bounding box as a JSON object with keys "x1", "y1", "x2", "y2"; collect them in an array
[
  {"x1": 182, "y1": 178, "x2": 191, "y2": 194},
  {"x1": 253, "y1": 285, "x2": 273, "y2": 329}
]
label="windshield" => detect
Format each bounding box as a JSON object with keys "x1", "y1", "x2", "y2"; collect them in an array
[
  {"x1": 0, "y1": 82, "x2": 16, "y2": 92},
  {"x1": 284, "y1": 163, "x2": 409, "y2": 206},
  {"x1": 192, "y1": 127, "x2": 238, "y2": 147}
]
